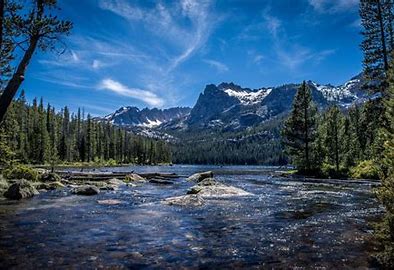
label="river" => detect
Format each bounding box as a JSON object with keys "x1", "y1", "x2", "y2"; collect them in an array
[{"x1": 0, "y1": 165, "x2": 383, "y2": 269}]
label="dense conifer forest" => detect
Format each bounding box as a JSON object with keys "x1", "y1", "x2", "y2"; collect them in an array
[{"x1": 0, "y1": 91, "x2": 172, "y2": 166}]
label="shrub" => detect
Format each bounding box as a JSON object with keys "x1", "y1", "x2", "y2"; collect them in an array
[
  {"x1": 105, "y1": 159, "x2": 118, "y2": 166},
  {"x1": 3, "y1": 165, "x2": 39, "y2": 182},
  {"x1": 0, "y1": 175, "x2": 9, "y2": 194},
  {"x1": 320, "y1": 163, "x2": 348, "y2": 179},
  {"x1": 350, "y1": 160, "x2": 381, "y2": 180}
]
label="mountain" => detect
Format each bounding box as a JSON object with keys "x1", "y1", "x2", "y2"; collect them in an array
[
  {"x1": 103, "y1": 106, "x2": 191, "y2": 128},
  {"x1": 163, "y1": 74, "x2": 367, "y2": 131},
  {"x1": 100, "y1": 74, "x2": 370, "y2": 165},
  {"x1": 102, "y1": 74, "x2": 367, "y2": 133}
]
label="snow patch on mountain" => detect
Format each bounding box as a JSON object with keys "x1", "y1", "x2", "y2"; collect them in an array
[
  {"x1": 312, "y1": 77, "x2": 361, "y2": 103},
  {"x1": 224, "y1": 88, "x2": 272, "y2": 104},
  {"x1": 138, "y1": 119, "x2": 163, "y2": 128}
]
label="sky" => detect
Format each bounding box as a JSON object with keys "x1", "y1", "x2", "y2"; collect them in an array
[{"x1": 22, "y1": 0, "x2": 362, "y2": 116}]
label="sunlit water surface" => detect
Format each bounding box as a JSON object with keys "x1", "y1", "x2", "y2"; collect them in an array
[{"x1": 0, "y1": 165, "x2": 383, "y2": 269}]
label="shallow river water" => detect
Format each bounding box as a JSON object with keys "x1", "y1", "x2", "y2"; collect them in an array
[{"x1": 0, "y1": 165, "x2": 384, "y2": 269}]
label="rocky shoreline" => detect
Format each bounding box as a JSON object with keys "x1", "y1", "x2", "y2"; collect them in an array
[{"x1": 0, "y1": 168, "x2": 251, "y2": 205}]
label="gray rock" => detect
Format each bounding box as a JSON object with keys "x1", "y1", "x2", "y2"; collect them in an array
[
  {"x1": 35, "y1": 181, "x2": 65, "y2": 190},
  {"x1": 187, "y1": 178, "x2": 251, "y2": 197},
  {"x1": 124, "y1": 173, "x2": 146, "y2": 182},
  {"x1": 163, "y1": 195, "x2": 204, "y2": 206},
  {"x1": 4, "y1": 180, "x2": 39, "y2": 200},
  {"x1": 72, "y1": 185, "x2": 100, "y2": 196},
  {"x1": 41, "y1": 172, "x2": 61, "y2": 182},
  {"x1": 187, "y1": 171, "x2": 213, "y2": 182},
  {"x1": 100, "y1": 178, "x2": 126, "y2": 191}
]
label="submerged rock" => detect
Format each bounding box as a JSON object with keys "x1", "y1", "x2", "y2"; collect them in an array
[
  {"x1": 163, "y1": 195, "x2": 205, "y2": 206},
  {"x1": 187, "y1": 178, "x2": 251, "y2": 197},
  {"x1": 72, "y1": 185, "x2": 100, "y2": 196},
  {"x1": 4, "y1": 180, "x2": 39, "y2": 200},
  {"x1": 187, "y1": 171, "x2": 213, "y2": 182},
  {"x1": 124, "y1": 173, "x2": 146, "y2": 182},
  {"x1": 97, "y1": 199, "x2": 122, "y2": 205}
]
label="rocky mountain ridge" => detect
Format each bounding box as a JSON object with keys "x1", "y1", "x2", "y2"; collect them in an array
[{"x1": 101, "y1": 74, "x2": 368, "y2": 134}]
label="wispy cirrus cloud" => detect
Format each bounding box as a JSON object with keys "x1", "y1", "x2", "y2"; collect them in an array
[
  {"x1": 308, "y1": 0, "x2": 359, "y2": 13},
  {"x1": 259, "y1": 10, "x2": 336, "y2": 71},
  {"x1": 203, "y1": 59, "x2": 229, "y2": 73},
  {"x1": 99, "y1": 79, "x2": 164, "y2": 107},
  {"x1": 99, "y1": 0, "x2": 217, "y2": 72}
]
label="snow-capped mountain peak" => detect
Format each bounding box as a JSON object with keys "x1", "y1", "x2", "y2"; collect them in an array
[
  {"x1": 311, "y1": 75, "x2": 364, "y2": 106},
  {"x1": 224, "y1": 88, "x2": 272, "y2": 104}
]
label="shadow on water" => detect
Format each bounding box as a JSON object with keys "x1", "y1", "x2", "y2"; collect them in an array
[{"x1": 0, "y1": 165, "x2": 384, "y2": 269}]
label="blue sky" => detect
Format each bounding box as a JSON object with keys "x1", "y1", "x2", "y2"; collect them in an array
[{"x1": 22, "y1": 0, "x2": 362, "y2": 116}]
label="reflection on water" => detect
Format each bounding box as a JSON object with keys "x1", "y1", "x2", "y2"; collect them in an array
[{"x1": 0, "y1": 165, "x2": 383, "y2": 269}]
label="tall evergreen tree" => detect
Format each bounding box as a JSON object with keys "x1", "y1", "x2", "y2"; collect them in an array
[
  {"x1": 360, "y1": 0, "x2": 394, "y2": 93},
  {"x1": 323, "y1": 105, "x2": 345, "y2": 173},
  {"x1": 376, "y1": 61, "x2": 394, "y2": 267},
  {"x1": 282, "y1": 81, "x2": 319, "y2": 173}
]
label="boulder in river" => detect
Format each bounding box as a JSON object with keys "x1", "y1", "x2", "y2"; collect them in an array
[
  {"x1": 35, "y1": 181, "x2": 65, "y2": 190},
  {"x1": 106, "y1": 178, "x2": 126, "y2": 190},
  {"x1": 124, "y1": 173, "x2": 146, "y2": 182},
  {"x1": 4, "y1": 180, "x2": 39, "y2": 200},
  {"x1": 187, "y1": 171, "x2": 213, "y2": 182},
  {"x1": 97, "y1": 199, "x2": 122, "y2": 205},
  {"x1": 41, "y1": 172, "x2": 61, "y2": 182},
  {"x1": 187, "y1": 178, "x2": 251, "y2": 197},
  {"x1": 72, "y1": 185, "x2": 100, "y2": 196},
  {"x1": 163, "y1": 195, "x2": 205, "y2": 206}
]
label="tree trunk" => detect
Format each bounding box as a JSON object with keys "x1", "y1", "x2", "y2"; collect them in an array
[
  {"x1": 0, "y1": 0, "x2": 44, "y2": 125},
  {"x1": 0, "y1": 36, "x2": 39, "y2": 124}
]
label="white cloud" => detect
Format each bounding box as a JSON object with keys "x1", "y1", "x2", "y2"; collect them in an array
[
  {"x1": 263, "y1": 13, "x2": 282, "y2": 38},
  {"x1": 253, "y1": 54, "x2": 264, "y2": 65},
  {"x1": 277, "y1": 47, "x2": 335, "y2": 70},
  {"x1": 92, "y1": 60, "x2": 105, "y2": 70},
  {"x1": 96, "y1": 0, "x2": 219, "y2": 108},
  {"x1": 99, "y1": 0, "x2": 216, "y2": 72},
  {"x1": 203, "y1": 59, "x2": 229, "y2": 73},
  {"x1": 257, "y1": 10, "x2": 336, "y2": 71},
  {"x1": 309, "y1": 0, "x2": 359, "y2": 13},
  {"x1": 99, "y1": 79, "x2": 164, "y2": 107},
  {"x1": 349, "y1": 18, "x2": 361, "y2": 28}
]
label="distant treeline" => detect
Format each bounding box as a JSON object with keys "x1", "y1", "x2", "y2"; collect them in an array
[
  {"x1": 170, "y1": 118, "x2": 288, "y2": 166},
  {"x1": 0, "y1": 91, "x2": 171, "y2": 166}
]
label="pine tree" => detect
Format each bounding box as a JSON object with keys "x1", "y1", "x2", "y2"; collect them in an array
[
  {"x1": 323, "y1": 105, "x2": 345, "y2": 173},
  {"x1": 376, "y1": 61, "x2": 394, "y2": 267},
  {"x1": 360, "y1": 0, "x2": 394, "y2": 93},
  {"x1": 282, "y1": 81, "x2": 319, "y2": 173}
]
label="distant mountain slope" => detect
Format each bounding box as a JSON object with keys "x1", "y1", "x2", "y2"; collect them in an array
[{"x1": 103, "y1": 106, "x2": 191, "y2": 128}]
